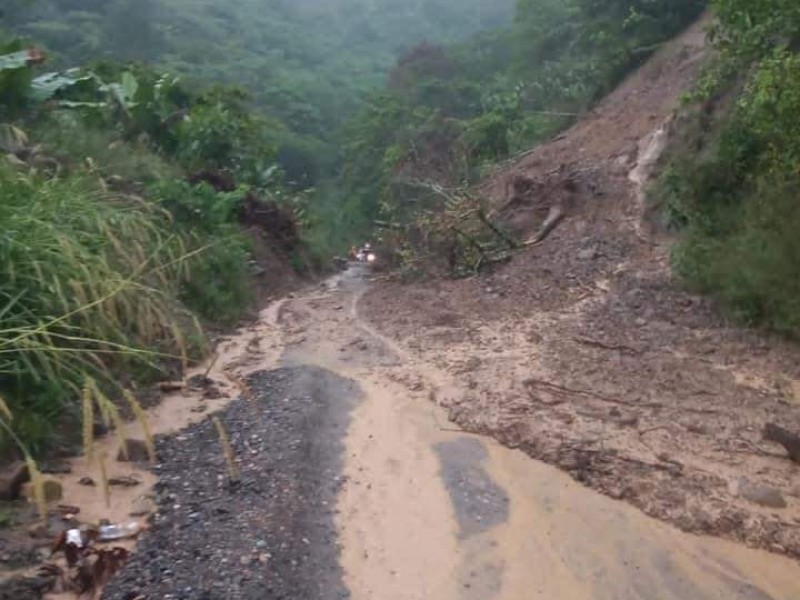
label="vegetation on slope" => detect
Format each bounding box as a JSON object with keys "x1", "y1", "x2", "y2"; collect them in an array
[
  {"x1": 655, "y1": 0, "x2": 800, "y2": 336},
  {"x1": 0, "y1": 45, "x2": 305, "y2": 456},
  {"x1": 332, "y1": 0, "x2": 706, "y2": 270},
  {"x1": 2, "y1": 0, "x2": 517, "y2": 188}
]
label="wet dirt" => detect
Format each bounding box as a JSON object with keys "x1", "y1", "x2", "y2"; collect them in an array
[
  {"x1": 275, "y1": 266, "x2": 800, "y2": 600},
  {"x1": 361, "y1": 12, "x2": 800, "y2": 561},
  {"x1": 10, "y1": 260, "x2": 799, "y2": 600},
  {"x1": 5, "y1": 13, "x2": 800, "y2": 599}
]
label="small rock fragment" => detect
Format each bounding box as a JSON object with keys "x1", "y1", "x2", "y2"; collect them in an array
[
  {"x1": 738, "y1": 478, "x2": 787, "y2": 508},
  {"x1": 108, "y1": 475, "x2": 142, "y2": 487},
  {"x1": 686, "y1": 422, "x2": 710, "y2": 435},
  {"x1": 203, "y1": 386, "x2": 223, "y2": 400},
  {"x1": 158, "y1": 381, "x2": 186, "y2": 393},
  {"x1": 463, "y1": 356, "x2": 482, "y2": 372},
  {"x1": 129, "y1": 496, "x2": 155, "y2": 517},
  {"x1": 39, "y1": 461, "x2": 72, "y2": 475},
  {"x1": 55, "y1": 504, "x2": 80, "y2": 516}
]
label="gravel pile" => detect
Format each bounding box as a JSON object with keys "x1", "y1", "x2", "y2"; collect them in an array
[{"x1": 103, "y1": 367, "x2": 358, "y2": 600}]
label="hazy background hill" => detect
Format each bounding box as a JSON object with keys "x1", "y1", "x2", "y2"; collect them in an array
[{"x1": 3, "y1": 0, "x2": 516, "y2": 135}]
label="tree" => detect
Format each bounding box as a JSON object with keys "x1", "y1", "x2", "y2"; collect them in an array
[{"x1": 102, "y1": 0, "x2": 165, "y2": 62}]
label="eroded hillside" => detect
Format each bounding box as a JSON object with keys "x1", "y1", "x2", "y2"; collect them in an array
[{"x1": 363, "y1": 14, "x2": 800, "y2": 558}]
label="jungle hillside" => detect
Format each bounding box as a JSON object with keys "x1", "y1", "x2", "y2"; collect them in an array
[{"x1": 1, "y1": 0, "x2": 799, "y2": 466}]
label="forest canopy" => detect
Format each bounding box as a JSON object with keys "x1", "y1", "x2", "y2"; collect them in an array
[{"x1": 3, "y1": 0, "x2": 516, "y2": 138}]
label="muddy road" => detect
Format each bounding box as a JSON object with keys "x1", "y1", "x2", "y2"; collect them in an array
[{"x1": 91, "y1": 265, "x2": 800, "y2": 600}]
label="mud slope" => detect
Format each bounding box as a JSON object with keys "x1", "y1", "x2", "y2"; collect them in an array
[{"x1": 362, "y1": 14, "x2": 800, "y2": 558}]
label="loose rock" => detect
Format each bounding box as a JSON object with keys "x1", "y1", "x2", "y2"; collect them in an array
[{"x1": 738, "y1": 478, "x2": 787, "y2": 509}]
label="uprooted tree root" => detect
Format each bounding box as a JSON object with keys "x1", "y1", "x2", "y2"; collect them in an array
[{"x1": 376, "y1": 180, "x2": 522, "y2": 278}]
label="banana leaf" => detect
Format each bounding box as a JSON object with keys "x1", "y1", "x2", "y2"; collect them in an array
[
  {"x1": 30, "y1": 69, "x2": 94, "y2": 102},
  {"x1": 0, "y1": 50, "x2": 33, "y2": 72}
]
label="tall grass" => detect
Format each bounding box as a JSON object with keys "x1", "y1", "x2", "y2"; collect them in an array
[{"x1": 0, "y1": 163, "x2": 203, "y2": 454}]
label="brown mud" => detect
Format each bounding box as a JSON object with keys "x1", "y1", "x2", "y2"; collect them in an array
[
  {"x1": 360, "y1": 14, "x2": 800, "y2": 560},
  {"x1": 275, "y1": 266, "x2": 800, "y2": 599},
  {"x1": 5, "y1": 261, "x2": 800, "y2": 599}
]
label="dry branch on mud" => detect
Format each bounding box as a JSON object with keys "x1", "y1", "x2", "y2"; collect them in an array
[{"x1": 378, "y1": 179, "x2": 521, "y2": 277}]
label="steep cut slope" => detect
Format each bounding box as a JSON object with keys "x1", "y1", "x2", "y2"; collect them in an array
[{"x1": 363, "y1": 14, "x2": 800, "y2": 558}]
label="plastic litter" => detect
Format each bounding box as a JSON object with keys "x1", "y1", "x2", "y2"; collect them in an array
[
  {"x1": 97, "y1": 521, "x2": 143, "y2": 542},
  {"x1": 66, "y1": 528, "x2": 85, "y2": 548}
]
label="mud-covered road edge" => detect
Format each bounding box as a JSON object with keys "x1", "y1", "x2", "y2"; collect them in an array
[{"x1": 102, "y1": 366, "x2": 358, "y2": 600}]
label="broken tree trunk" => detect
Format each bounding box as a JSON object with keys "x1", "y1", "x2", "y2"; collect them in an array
[{"x1": 524, "y1": 204, "x2": 566, "y2": 246}]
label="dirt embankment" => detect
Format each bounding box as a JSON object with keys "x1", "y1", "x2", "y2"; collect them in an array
[
  {"x1": 189, "y1": 169, "x2": 308, "y2": 304},
  {"x1": 361, "y1": 15, "x2": 800, "y2": 558}
]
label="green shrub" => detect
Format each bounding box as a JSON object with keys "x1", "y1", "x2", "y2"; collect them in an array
[
  {"x1": 151, "y1": 179, "x2": 245, "y2": 232},
  {"x1": 149, "y1": 179, "x2": 253, "y2": 323},
  {"x1": 31, "y1": 114, "x2": 180, "y2": 184},
  {"x1": 662, "y1": 46, "x2": 800, "y2": 337},
  {"x1": 179, "y1": 228, "x2": 253, "y2": 325},
  {"x1": 672, "y1": 177, "x2": 800, "y2": 334}
]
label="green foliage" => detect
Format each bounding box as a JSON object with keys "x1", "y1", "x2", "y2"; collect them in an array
[
  {"x1": 32, "y1": 114, "x2": 180, "y2": 183},
  {"x1": 0, "y1": 54, "x2": 275, "y2": 453},
  {"x1": 179, "y1": 229, "x2": 252, "y2": 325},
  {"x1": 3, "y1": 55, "x2": 283, "y2": 188},
  {"x1": 671, "y1": 175, "x2": 800, "y2": 334},
  {"x1": 0, "y1": 41, "x2": 36, "y2": 114},
  {"x1": 151, "y1": 180, "x2": 255, "y2": 324},
  {"x1": 0, "y1": 164, "x2": 194, "y2": 454},
  {"x1": 172, "y1": 88, "x2": 280, "y2": 186},
  {"x1": 334, "y1": 0, "x2": 706, "y2": 251},
  {"x1": 711, "y1": 0, "x2": 800, "y2": 60},
  {"x1": 660, "y1": 3, "x2": 800, "y2": 336},
  {"x1": 152, "y1": 180, "x2": 243, "y2": 232},
  {"x1": 2, "y1": 0, "x2": 518, "y2": 185}
]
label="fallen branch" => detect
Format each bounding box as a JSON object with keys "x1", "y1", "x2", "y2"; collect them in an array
[
  {"x1": 373, "y1": 219, "x2": 405, "y2": 230},
  {"x1": 573, "y1": 336, "x2": 643, "y2": 355},
  {"x1": 523, "y1": 377, "x2": 662, "y2": 410},
  {"x1": 523, "y1": 204, "x2": 565, "y2": 246},
  {"x1": 638, "y1": 426, "x2": 672, "y2": 438},
  {"x1": 476, "y1": 209, "x2": 518, "y2": 249}
]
